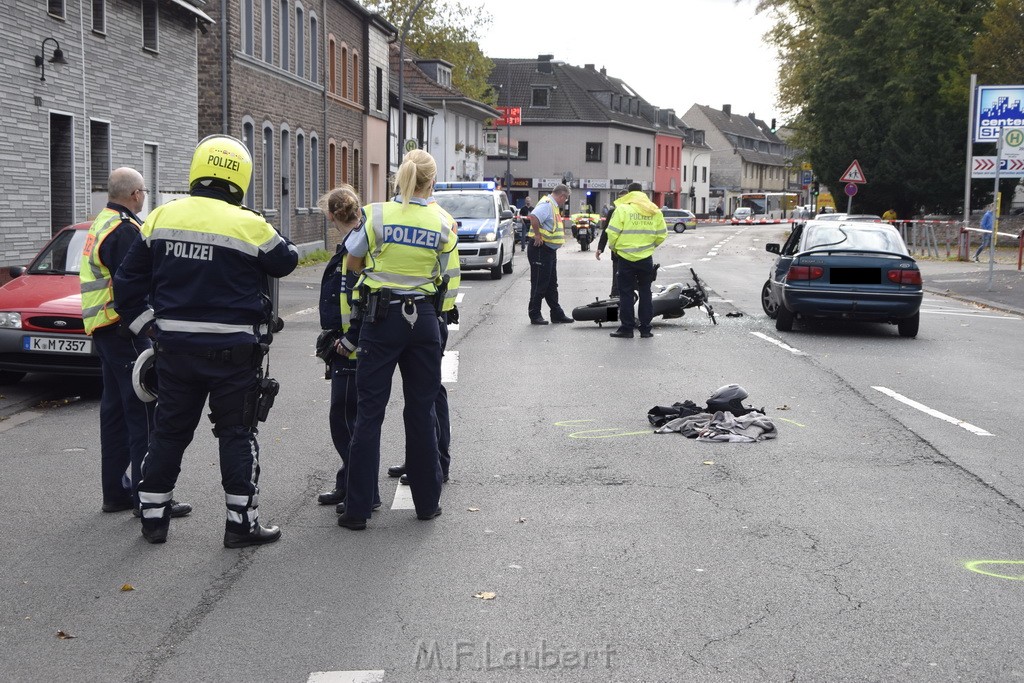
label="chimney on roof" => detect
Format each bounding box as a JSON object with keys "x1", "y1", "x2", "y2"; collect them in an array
[
  {"x1": 537, "y1": 54, "x2": 554, "y2": 74},
  {"x1": 748, "y1": 112, "x2": 756, "y2": 120},
  {"x1": 585, "y1": 63, "x2": 595, "y2": 71},
  {"x1": 600, "y1": 66, "x2": 606, "y2": 76},
  {"x1": 722, "y1": 104, "x2": 731, "y2": 117}
]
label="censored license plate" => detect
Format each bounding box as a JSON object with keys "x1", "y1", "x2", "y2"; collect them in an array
[{"x1": 23, "y1": 336, "x2": 92, "y2": 354}]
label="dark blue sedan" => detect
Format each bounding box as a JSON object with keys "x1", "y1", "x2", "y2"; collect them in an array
[{"x1": 761, "y1": 220, "x2": 923, "y2": 337}]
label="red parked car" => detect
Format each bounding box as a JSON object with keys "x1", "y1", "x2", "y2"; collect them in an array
[{"x1": 0, "y1": 223, "x2": 101, "y2": 384}]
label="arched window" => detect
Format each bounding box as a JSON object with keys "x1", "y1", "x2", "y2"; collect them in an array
[
  {"x1": 310, "y1": 134, "x2": 320, "y2": 202},
  {"x1": 309, "y1": 15, "x2": 319, "y2": 83},
  {"x1": 328, "y1": 37, "x2": 336, "y2": 93},
  {"x1": 296, "y1": 131, "x2": 306, "y2": 208},
  {"x1": 353, "y1": 148, "x2": 360, "y2": 190},
  {"x1": 341, "y1": 144, "x2": 349, "y2": 184},
  {"x1": 262, "y1": 123, "x2": 275, "y2": 210},
  {"x1": 352, "y1": 53, "x2": 359, "y2": 101},
  {"x1": 279, "y1": 0, "x2": 289, "y2": 71},
  {"x1": 241, "y1": 0, "x2": 254, "y2": 55},
  {"x1": 328, "y1": 140, "x2": 336, "y2": 189},
  {"x1": 341, "y1": 46, "x2": 348, "y2": 99},
  {"x1": 242, "y1": 118, "x2": 256, "y2": 208},
  {"x1": 295, "y1": 4, "x2": 305, "y2": 78}
]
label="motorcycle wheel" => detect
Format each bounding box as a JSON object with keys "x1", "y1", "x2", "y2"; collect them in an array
[{"x1": 571, "y1": 299, "x2": 619, "y2": 323}]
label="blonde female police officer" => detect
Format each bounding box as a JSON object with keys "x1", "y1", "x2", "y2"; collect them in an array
[
  {"x1": 114, "y1": 135, "x2": 298, "y2": 547},
  {"x1": 338, "y1": 149, "x2": 459, "y2": 530}
]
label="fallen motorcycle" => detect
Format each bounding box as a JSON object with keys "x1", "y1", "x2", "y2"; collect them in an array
[{"x1": 571, "y1": 267, "x2": 717, "y2": 326}]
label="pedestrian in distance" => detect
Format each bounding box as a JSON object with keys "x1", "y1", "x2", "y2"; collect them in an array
[
  {"x1": 596, "y1": 189, "x2": 628, "y2": 298},
  {"x1": 81, "y1": 167, "x2": 192, "y2": 519},
  {"x1": 604, "y1": 182, "x2": 667, "y2": 339},
  {"x1": 974, "y1": 205, "x2": 994, "y2": 262},
  {"x1": 114, "y1": 135, "x2": 298, "y2": 547},
  {"x1": 314, "y1": 185, "x2": 368, "y2": 511},
  {"x1": 882, "y1": 208, "x2": 897, "y2": 226},
  {"x1": 526, "y1": 184, "x2": 574, "y2": 325},
  {"x1": 338, "y1": 149, "x2": 460, "y2": 531},
  {"x1": 518, "y1": 196, "x2": 533, "y2": 251}
]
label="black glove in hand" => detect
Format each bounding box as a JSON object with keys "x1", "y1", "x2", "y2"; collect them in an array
[{"x1": 447, "y1": 306, "x2": 460, "y2": 325}]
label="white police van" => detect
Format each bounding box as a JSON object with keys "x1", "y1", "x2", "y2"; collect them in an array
[{"x1": 433, "y1": 182, "x2": 516, "y2": 280}]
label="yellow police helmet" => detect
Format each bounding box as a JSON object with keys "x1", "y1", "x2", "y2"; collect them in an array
[{"x1": 189, "y1": 135, "x2": 252, "y2": 198}]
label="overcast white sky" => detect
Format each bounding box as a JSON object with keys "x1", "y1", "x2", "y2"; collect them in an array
[{"x1": 474, "y1": 0, "x2": 783, "y2": 125}]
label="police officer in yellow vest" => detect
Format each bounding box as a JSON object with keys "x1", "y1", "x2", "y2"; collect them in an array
[
  {"x1": 605, "y1": 182, "x2": 667, "y2": 338},
  {"x1": 80, "y1": 167, "x2": 192, "y2": 518},
  {"x1": 113, "y1": 136, "x2": 298, "y2": 547},
  {"x1": 527, "y1": 184, "x2": 574, "y2": 325},
  {"x1": 338, "y1": 149, "x2": 459, "y2": 530},
  {"x1": 313, "y1": 184, "x2": 368, "y2": 510}
]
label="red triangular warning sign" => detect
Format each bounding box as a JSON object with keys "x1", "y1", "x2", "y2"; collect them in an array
[{"x1": 840, "y1": 160, "x2": 867, "y2": 184}]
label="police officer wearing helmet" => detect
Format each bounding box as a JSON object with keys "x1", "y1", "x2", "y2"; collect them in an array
[
  {"x1": 80, "y1": 167, "x2": 192, "y2": 519},
  {"x1": 113, "y1": 135, "x2": 298, "y2": 547},
  {"x1": 338, "y1": 149, "x2": 459, "y2": 530},
  {"x1": 605, "y1": 182, "x2": 667, "y2": 338}
]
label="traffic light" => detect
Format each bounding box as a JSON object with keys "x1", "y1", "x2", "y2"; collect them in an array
[
  {"x1": 689, "y1": 186, "x2": 696, "y2": 198},
  {"x1": 811, "y1": 180, "x2": 819, "y2": 196},
  {"x1": 770, "y1": 118, "x2": 777, "y2": 134}
]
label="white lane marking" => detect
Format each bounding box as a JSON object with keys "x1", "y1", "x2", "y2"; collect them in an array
[
  {"x1": 662, "y1": 262, "x2": 691, "y2": 269},
  {"x1": 391, "y1": 483, "x2": 415, "y2": 510},
  {"x1": 442, "y1": 351, "x2": 459, "y2": 383},
  {"x1": 750, "y1": 331, "x2": 806, "y2": 355},
  {"x1": 699, "y1": 257, "x2": 712, "y2": 261},
  {"x1": 455, "y1": 292, "x2": 465, "y2": 304},
  {"x1": 921, "y1": 310, "x2": 1019, "y2": 320},
  {"x1": 447, "y1": 322, "x2": 460, "y2": 332},
  {"x1": 308, "y1": 671, "x2": 385, "y2": 683},
  {"x1": 0, "y1": 411, "x2": 42, "y2": 433},
  {"x1": 872, "y1": 386, "x2": 993, "y2": 436},
  {"x1": 287, "y1": 306, "x2": 317, "y2": 320}
]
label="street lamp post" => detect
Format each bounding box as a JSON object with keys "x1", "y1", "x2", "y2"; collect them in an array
[
  {"x1": 689, "y1": 151, "x2": 711, "y2": 213},
  {"x1": 397, "y1": 0, "x2": 426, "y2": 150}
]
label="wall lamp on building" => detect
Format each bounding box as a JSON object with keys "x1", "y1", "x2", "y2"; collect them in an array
[{"x1": 34, "y1": 37, "x2": 68, "y2": 82}]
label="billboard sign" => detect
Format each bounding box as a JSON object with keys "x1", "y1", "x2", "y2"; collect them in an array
[{"x1": 974, "y1": 85, "x2": 1024, "y2": 143}]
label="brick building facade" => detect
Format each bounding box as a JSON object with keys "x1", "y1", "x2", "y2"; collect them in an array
[{"x1": 1, "y1": 0, "x2": 207, "y2": 276}]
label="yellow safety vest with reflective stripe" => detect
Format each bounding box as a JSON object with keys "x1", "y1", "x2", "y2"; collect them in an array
[
  {"x1": 527, "y1": 195, "x2": 566, "y2": 246},
  {"x1": 433, "y1": 204, "x2": 461, "y2": 313},
  {"x1": 606, "y1": 192, "x2": 667, "y2": 262},
  {"x1": 80, "y1": 207, "x2": 138, "y2": 334},
  {"x1": 359, "y1": 200, "x2": 459, "y2": 296},
  {"x1": 338, "y1": 254, "x2": 356, "y2": 360}
]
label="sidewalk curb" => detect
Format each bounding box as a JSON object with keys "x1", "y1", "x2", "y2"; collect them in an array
[{"x1": 924, "y1": 286, "x2": 1024, "y2": 318}]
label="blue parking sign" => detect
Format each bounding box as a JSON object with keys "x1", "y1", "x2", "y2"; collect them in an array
[
  {"x1": 801, "y1": 170, "x2": 812, "y2": 186},
  {"x1": 975, "y1": 85, "x2": 1024, "y2": 142}
]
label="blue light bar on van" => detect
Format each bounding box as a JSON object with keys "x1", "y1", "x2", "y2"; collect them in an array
[{"x1": 434, "y1": 181, "x2": 496, "y2": 191}]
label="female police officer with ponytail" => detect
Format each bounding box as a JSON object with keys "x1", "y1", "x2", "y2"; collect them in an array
[{"x1": 338, "y1": 150, "x2": 459, "y2": 530}]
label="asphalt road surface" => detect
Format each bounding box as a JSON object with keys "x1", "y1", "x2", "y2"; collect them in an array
[{"x1": 2, "y1": 222, "x2": 1023, "y2": 682}]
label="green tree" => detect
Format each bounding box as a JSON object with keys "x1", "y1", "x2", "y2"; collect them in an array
[
  {"x1": 759, "y1": 0, "x2": 992, "y2": 216},
  {"x1": 365, "y1": 0, "x2": 496, "y2": 103},
  {"x1": 971, "y1": 0, "x2": 1024, "y2": 85}
]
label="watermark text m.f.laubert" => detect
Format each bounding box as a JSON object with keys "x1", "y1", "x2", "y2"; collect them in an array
[{"x1": 415, "y1": 639, "x2": 617, "y2": 671}]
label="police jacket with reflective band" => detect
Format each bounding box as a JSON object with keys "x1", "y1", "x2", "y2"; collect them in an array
[
  {"x1": 606, "y1": 191, "x2": 667, "y2": 262},
  {"x1": 431, "y1": 202, "x2": 461, "y2": 313},
  {"x1": 338, "y1": 242, "x2": 359, "y2": 360},
  {"x1": 113, "y1": 187, "x2": 298, "y2": 349},
  {"x1": 80, "y1": 204, "x2": 142, "y2": 334},
  {"x1": 358, "y1": 199, "x2": 459, "y2": 298},
  {"x1": 527, "y1": 195, "x2": 566, "y2": 246}
]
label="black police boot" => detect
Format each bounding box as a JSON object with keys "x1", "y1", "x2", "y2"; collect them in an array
[
  {"x1": 223, "y1": 523, "x2": 281, "y2": 548},
  {"x1": 336, "y1": 501, "x2": 381, "y2": 514},
  {"x1": 134, "y1": 499, "x2": 192, "y2": 518},
  {"x1": 141, "y1": 521, "x2": 169, "y2": 544},
  {"x1": 387, "y1": 465, "x2": 406, "y2": 478},
  {"x1": 337, "y1": 513, "x2": 367, "y2": 530},
  {"x1": 417, "y1": 506, "x2": 442, "y2": 521},
  {"x1": 317, "y1": 489, "x2": 345, "y2": 505}
]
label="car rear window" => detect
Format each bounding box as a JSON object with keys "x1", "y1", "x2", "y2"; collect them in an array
[
  {"x1": 433, "y1": 194, "x2": 493, "y2": 220},
  {"x1": 803, "y1": 225, "x2": 908, "y2": 254}
]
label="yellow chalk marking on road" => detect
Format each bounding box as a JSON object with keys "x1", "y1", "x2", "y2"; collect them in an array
[
  {"x1": 777, "y1": 417, "x2": 806, "y2": 428},
  {"x1": 964, "y1": 560, "x2": 1024, "y2": 581},
  {"x1": 554, "y1": 419, "x2": 595, "y2": 426},
  {"x1": 569, "y1": 428, "x2": 651, "y2": 439}
]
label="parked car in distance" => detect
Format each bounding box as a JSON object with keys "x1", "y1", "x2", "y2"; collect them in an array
[
  {"x1": 731, "y1": 207, "x2": 753, "y2": 224},
  {"x1": 0, "y1": 223, "x2": 100, "y2": 384},
  {"x1": 433, "y1": 181, "x2": 516, "y2": 280},
  {"x1": 761, "y1": 219, "x2": 922, "y2": 337},
  {"x1": 662, "y1": 208, "x2": 697, "y2": 233}
]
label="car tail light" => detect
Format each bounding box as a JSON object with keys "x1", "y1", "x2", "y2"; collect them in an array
[
  {"x1": 887, "y1": 269, "x2": 922, "y2": 285},
  {"x1": 786, "y1": 265, "x2": 824, "y2": 281}
]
